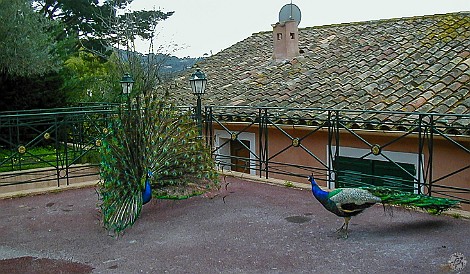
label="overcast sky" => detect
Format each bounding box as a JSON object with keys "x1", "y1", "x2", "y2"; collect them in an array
[{"x1": 127, "y1": 0, "x2": 470, "y2": 57}]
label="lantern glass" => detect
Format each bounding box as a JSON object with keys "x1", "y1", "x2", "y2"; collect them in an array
[
  {"x1": 120, "y1": 73, "x2": 135, "y2": 95},
  {"x1": 189, "y1": 69, "x2": 207, "y2": 95},
  {"x1": 121, "y1": 82, "x2": 134, "y2": 95}
]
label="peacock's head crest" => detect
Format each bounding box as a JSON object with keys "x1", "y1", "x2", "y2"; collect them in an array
[{"x1": 308, "y1": 174, "x2": 317, "y2": 185}]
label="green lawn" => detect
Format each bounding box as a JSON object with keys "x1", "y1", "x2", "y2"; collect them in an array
[{"x1": 0, "y1": 146, "x2": 100, "y2": 172}]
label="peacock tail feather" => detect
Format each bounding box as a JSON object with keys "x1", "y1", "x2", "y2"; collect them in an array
[
  {"x1": 98, "y1": 93, "x2": 218, "y2": 235},
  {"x1": 98, "y1": 130, "x2": 148, "y2": 234},
  {"x1": 99, "y1": 182, "x2": 143, "y2": 234},
  {"x1": 359, "y1": 186, "x2": 460, "y2": 215}
]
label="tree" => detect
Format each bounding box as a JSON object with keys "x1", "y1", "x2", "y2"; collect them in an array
[
  {"x1": 0, "y1": 0, "x2": 66, "y2": 111},
  {"x1": 61, "y1": 50, "x2": 117, "y2": 104},
  {"x1": 33, "y1": 0, "x2": 174, "y2": 57},
  {"x1": 31, "y1": 0, "x2": 176, "y2": 106},
  {"x1": 0, "y1": 0, "x2": 61, "y2": 78}
]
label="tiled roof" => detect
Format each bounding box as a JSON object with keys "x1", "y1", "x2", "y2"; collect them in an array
[{"x1": 170, "y1": 12, "x2": 470, "y2": 133}]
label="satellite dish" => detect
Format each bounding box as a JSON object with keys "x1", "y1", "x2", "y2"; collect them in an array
[{"x1": 279, "y1": 3, "x2": 301, "y2": 25}]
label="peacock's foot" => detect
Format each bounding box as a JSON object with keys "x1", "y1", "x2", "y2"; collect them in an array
[
  {"x1": 335, "y1": 222, "x2": 349, "y2": 239},
  {"x1": 335, "y1": 228, "x2": 349, "y2": 239},
  {"x1": 335, "y1": 225, "x2": 344, "y2": 233}
]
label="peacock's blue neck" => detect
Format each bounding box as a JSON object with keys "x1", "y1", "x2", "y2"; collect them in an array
[
  {"x1": 142, "y1": 179, "x2": 152, "y2": 205},
  {"x1": 310, "y1": 180, "x2": 329, "y2": 203}
]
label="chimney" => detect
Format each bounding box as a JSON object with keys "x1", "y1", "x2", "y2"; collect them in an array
[{"x1": 272, "y1": 20, "x2": 299, "y2": 61}]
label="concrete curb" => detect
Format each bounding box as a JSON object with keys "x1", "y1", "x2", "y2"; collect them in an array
[
  {"x1": 1, "y1": 170, "x2": 469, "y2": 220},
  {"x1": 0, "y1": 181, "x2": 98, "y2": 199}
]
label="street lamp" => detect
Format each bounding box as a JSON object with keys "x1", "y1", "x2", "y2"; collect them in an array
[
  {"x1": 120, "y1": 73, "x2": 134, "y2": 109},
  {"x1": 120, "y1": 73, "x2": 134, "y2": 97},
  {"x1": 189, "y1": 68, "x2": 207, "y2": 136}
]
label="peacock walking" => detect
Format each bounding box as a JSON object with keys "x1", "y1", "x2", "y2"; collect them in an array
[
  {"x1": 98, "y1": 95, "x2": 218, "y2": 235},
  {"x1": 308, "y1": 175, "x2": 460, "y2": 238}
]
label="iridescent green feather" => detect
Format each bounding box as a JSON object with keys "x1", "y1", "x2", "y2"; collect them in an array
[
  {"x1": 327, "y1": 188, "x2": 343, "y2": 199},
  {"x1": 359, "y1": 186, "x2": 460, "y2": 215}
]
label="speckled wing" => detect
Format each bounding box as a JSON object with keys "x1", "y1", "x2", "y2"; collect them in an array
[{"x1": 329, "y1": 188, "x2": 381, "y2": 212}]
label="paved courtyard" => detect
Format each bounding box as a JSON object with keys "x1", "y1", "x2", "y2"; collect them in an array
[{"x1": 0, "y1": 176, "x2": 468, "y2": 273}]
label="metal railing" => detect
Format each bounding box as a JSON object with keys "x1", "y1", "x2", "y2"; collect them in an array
[
  {"x1": 205, "y1": 106, "x2": 470, "y2": 204},
  {"x1": 0, "y1": 105, "x2": 117, "y2": 189},
  {"x1": 1, "y1": 104, "x2": 469, "y2": 205}
]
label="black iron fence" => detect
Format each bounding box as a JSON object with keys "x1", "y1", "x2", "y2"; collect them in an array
[
  {"x1": 0, "y1": 105, "x2": 116, "y2": 190},
  {"x1": 205, "y1": 106, "x2": 470, "y2": 204},
  {"x1": 1, "y1": 105, "x2": 469, "y2": 205}
]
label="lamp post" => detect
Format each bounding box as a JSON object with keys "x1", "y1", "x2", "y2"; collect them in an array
[
  {"x1": 120, "y1": 73, "x2": 134, "y2": 106},
  {"x1": 189, "y1": 68, "x2": 207, "y2": 137}
]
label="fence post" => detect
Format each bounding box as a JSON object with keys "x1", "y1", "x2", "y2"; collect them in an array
[
  {"x1": 417, "y1": 114, "x2": 423, "y2": 194},
  {"x1": 261, "y1": 108, "x2": 269, "y2": 179},
  {"x1": 428, "y1": 114, "x2": 434, "y2": 196},
  {"x1": 206, "y1": 106, "x2": 213, "y2": 150}
]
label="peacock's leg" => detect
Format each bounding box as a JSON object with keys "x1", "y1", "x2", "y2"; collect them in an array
[
  {"x1": 343, "y1": 217, "x2": 350, "y2": 238},
  {"x1": 336, "y1": 217, "x2": 350, "y2": 238},
  {"x1": 336, "y1": 221, "x2": 346, "y2": 232}
]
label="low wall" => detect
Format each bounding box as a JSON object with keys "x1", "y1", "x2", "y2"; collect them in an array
[{"x1": 0, "y1": 165, "x2": 99, "y2": 194}]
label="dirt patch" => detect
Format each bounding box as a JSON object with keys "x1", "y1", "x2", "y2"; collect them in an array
[{"x1": 0, "y1": 256, "x2": 93, "y2": 274}]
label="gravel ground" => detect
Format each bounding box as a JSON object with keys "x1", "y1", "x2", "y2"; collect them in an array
[{"x1": 0, "y1": 177, "x2": 469, "y2": 273}]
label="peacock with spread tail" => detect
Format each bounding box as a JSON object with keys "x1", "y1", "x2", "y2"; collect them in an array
[
  {"x1": 98, "y1": 95, "x2": 217, "y2": 235},
  {"x1": 308, "y1": 175, "x2": 460, "y2": 238}
]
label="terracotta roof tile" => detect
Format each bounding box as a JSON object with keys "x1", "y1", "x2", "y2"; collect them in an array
[{"x1": 169, "y1": 12, "x2": 470, "y2": 132}]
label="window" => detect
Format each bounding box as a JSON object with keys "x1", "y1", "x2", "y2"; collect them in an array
[
  {"x1": 334, "y1": 156, "x2": 415, "y2": 192},
  {"x1": 328, "y1": 146, "x2": 422, "y2": 193},
  {"x1": 290, "y1": 32, "x2": 295, "y2": 39},
  {"x1": 277, "y1": 33, "x2": 283, "y2": 40}
]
